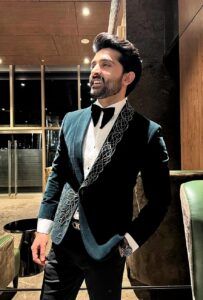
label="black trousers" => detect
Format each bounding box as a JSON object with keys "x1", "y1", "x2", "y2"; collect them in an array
[{"x1": 40, "y1": 226, "x2": 126, "y2": 300}]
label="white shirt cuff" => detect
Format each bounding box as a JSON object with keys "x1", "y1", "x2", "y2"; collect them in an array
[
  {"x1": 124, "y1": 233, "x2": 139, "y2": 252},
  {"x1": 37, "y1": 218, "x2": 53, "y2": 234}
]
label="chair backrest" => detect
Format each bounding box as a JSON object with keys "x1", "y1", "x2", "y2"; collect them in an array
[
  {"x1": 0, "y1": 235, "x2": 15, "y2": 288},
  {"x1": 180, "y1": 180, "x2": 203, "y2": 300}
]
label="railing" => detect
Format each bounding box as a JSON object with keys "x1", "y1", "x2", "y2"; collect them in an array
[{"x1": 0, "y1": 284, "x2": 192, "y2": 292}]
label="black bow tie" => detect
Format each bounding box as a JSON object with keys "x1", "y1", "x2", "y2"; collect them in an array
[{"x1": 91, "y1": 104, "x2": 115, "y2": 129}]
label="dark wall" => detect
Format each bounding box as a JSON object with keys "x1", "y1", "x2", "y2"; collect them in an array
[{"x1": 126, "y1": 0, "x2": 180, "y2": 169}]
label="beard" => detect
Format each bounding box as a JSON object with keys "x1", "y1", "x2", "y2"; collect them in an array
[{"x1": 89, "y1": 75, "x2": 123, "y2": 99}]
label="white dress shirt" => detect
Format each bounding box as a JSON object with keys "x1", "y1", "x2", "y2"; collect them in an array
[{"x1": 37, "y1": 98, "x2": 139, "y2": 252}]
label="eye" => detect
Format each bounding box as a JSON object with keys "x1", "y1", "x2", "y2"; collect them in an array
[{"x1": 102, "y1": 62, "x2": 111, "y2": 67}]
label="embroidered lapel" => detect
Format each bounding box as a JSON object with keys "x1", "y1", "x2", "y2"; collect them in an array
[{"x1": 81, "y1": 101, "x2": 134, "y2": 188}]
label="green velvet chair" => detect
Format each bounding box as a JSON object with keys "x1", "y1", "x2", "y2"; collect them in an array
[
  {"x1": 180, "y1": 180, "x2": 203, "y2": 300},
  {"x1": 126, "y1": 170, "x2": 203, "y2": 299},
  {"x1": 0, "y1": 235, "x2": 20, "y2": 291}
]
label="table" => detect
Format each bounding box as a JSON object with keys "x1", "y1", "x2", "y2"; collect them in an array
[{"x1": 4, "y1": 218, "x2": 43, "y2": 277}]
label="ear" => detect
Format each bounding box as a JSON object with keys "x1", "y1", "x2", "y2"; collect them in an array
[{"x1": 122, "y1": 71, "x2": 135, "y2": 87}]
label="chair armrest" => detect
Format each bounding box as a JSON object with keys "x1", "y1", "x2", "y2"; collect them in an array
[{"x1": 180, "y1": 180, "x2": 203, "y2": 300}]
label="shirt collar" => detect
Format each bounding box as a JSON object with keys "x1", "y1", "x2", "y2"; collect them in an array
[{"x1": 94, "y1": 98, "x2": 127, "y2": 115}]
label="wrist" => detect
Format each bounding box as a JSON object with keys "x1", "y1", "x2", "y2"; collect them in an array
[{"x1": 35, "y1": 232, "x2": 49, "y2": 237}]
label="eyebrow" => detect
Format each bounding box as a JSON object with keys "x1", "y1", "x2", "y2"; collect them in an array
[{"x1": 90, "y1": 58, "x2": 114, "y2": 66}]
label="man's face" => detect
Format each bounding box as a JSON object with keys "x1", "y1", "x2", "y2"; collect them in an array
[{"x1": 89, "y1": 48, "x2": 124, "y2": 99}]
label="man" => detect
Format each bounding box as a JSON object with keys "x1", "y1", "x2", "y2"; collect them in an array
[{"x1": 32, "y1": 32, "x2": 171, "y2": 300}]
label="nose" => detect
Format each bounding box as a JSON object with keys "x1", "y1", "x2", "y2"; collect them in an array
[{"x1": 91, "y1": 64, "x2": 101, "y2": 77}]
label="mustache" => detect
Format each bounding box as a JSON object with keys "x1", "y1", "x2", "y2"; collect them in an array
[{"x1": 89, "y1": 75, "x2": 104, "y2": 86}]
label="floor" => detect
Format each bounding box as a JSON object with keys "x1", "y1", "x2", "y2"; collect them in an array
[{"x1": 0, "y1": 193, "x2": 138, "y2": 300}]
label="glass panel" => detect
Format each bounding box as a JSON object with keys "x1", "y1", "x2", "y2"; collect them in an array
[
  {"x1": 0, "y1": 134, "x2": 10, "y2": 194},
  {"x1": 46, "y1": 130, "x2": 60, "y2": 167},
  {"x1": 0, "y1": 70, "x2": 10, "y2": 126},
  {"x1": 45, "y1": 75, "x2": 78, "y2": 127},
  {"x1": 0, "y1": 134, "x2": 42, "y2": 195},
  {"x1": 15, "y1": 134, "x2": 42, "y2": 192},
  {"x1": 14, "y1": 75, "x2": 41, "y2": 126},
  {"x1": 81, "y1": 79, "x2": 92, "y2": 109}
]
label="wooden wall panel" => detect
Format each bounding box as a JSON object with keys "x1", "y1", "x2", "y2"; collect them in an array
[
  {"x1": 179, "y1": 0, "x2": 203, "y2": 35},
  {"x1": 179, "y1": 6, "x2": 203, "y2": 169}
]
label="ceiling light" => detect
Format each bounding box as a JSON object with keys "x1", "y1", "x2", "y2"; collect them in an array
[
  {"x1": 83, "y1": 57, "x2": 90, "y2": 64},
  {"x1": 81, "y1": 39, "x2": 89, "y2": 44},
  {"x1": 0, "y1": 58, "x2": 2, "y2": 64},
  {"x1": 21, "y1": 83, "x2": 25, "y2": 87},
  {"x1": 82, "y1": 7, "x2": 90, "y2": 16}
]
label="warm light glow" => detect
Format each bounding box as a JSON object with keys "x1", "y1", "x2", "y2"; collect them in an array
[
  {"x1": 21, "y1": 82, "x2": 26, "y2": 87},
  {"x1": 83, "y1": 57, "x2": 90, "y2": 64},
  {"x1": 81, "y1": 39, "x2": 89, "y2": 44},
  {"x1": 82, "y1": 7, "x2": 90, "y2": 16},
  {"x1": 0, "y1": 58, "x2": 3, "y2": 64},
  {"x1": 2, "y1": 108, "x2": 5, "y2": 111}
]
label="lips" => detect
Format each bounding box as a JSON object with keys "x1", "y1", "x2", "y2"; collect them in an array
[
  {"x1": 92, "y1": 80, "x2": 102, "y2": 86},
  {"x1": 90, "y1": 77, "x2": 104, "y2": 87}
]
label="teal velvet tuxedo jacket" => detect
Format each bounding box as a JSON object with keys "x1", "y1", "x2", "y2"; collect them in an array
[{"x1": 38, "y1": 101, "x2": 171, "y2": 260}]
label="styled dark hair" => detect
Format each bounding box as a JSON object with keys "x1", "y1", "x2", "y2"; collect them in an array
[{"x1": 92, "y1": 32, "x2": 142, "y2": 96}]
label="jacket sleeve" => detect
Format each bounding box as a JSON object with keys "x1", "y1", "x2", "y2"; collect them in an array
[
  {"x1": 128, "y1": 126, "x2": 171, "y2": 246},
  {"x1": 38, "y1": 113, "x2": 72, "y2": 220}
]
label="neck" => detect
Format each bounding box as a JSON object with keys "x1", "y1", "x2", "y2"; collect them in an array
[{"x1": 97, "y1": 93, "x2": 126, "y2": 108}]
